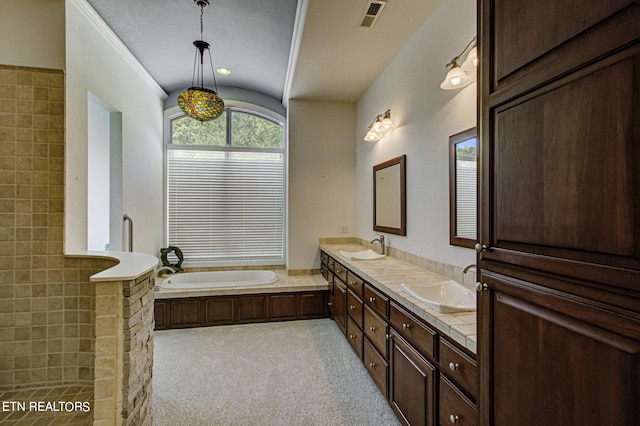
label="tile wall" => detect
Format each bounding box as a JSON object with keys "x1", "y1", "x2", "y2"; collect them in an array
[{"x1": 0, "y1": 65, "x2": 115, "y2": 391}]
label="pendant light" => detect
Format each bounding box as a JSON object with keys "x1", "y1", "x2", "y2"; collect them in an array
[{"x1": 178, "y1": 0, "x2": 225, "y2": 122}]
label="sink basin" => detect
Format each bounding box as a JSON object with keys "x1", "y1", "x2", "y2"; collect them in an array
[
  {"x1": 340, "y1": 249, "x2": 386, "y2": 261},
  {"x1": 400, "y1": 280, "x2": 476, "y2": 313}
]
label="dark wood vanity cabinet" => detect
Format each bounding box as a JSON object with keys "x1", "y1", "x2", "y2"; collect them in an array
[
  {"x1": 479, "y1": 1, "x2": 640, "y2": 424},
  {"x1": 320, "y1": 251, "x2": 478, "y2": 425}
]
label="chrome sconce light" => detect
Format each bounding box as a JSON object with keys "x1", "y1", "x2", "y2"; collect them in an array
[
  {"x1": 364, "y1": 109, "x2": 394, "y2": 142},
  {"x1": 440, "y1": 36, "x2": 477, "y2": 90}
]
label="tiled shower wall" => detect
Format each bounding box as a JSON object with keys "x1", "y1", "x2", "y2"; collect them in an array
[{"x1": 0, "y1": 65, "x2": 114, "y2": 391}]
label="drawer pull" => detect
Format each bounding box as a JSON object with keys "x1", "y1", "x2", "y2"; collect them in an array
[
  {"x1": 336, "y1": 268, "x2": 342, "y2": 273},
  {"x1": 341, "y1": 289, "x2": 347, "y2": 294},
  {"x1": 402, "y1": 323, "x2": 411, "y2": 330},
  {"x1": 369, "y1": 362, "x2": 376, "y2": 368},
  {"x1": 349, "y1": 281, "x2": 356, "y2": 286},
  {"x1": 349, "y1": 334, "x2": 356, "y2": 339},
  {"x1": 369, "y1": 296, "x2": 376, "y2": 302},
  {"x1": 450, "y1": 414, "x2": 460, "y2": 424},
  {"x1": 449, "y1": 362, "x2": 460, "y2": 371},
  {"x1": 369, "y1": 326, "x2": 376, "y2": 331},
  {"x1": 327, "y1": 302, "x2": 333, "y2": 306},
  {"x1": 350, "y1": 305, "x2": 356, "y2": 310}
]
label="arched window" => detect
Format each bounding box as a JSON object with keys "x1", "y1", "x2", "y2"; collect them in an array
[{"x1": 166, "y1": 107, "x2": 285, "y2": 266}]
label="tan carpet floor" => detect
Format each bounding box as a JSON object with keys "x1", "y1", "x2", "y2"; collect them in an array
[{"x1": 152, "y1": 318, "x2": 401, "y2": 426}]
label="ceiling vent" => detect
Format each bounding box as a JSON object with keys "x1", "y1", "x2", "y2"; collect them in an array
[{"x1": 360, "y1": 0, "x2": 388, "y2": 28}]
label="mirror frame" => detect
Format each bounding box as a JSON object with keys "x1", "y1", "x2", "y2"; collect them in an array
[
  {"x1": 449, "y1": 127, "x2": 477, "y2": 248},
  {"x1": 373, "y1": 155, "x2": 406, "y2": 236}
]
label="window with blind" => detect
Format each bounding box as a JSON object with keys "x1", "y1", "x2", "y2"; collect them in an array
[{"x1": 167, "y1": 108, "x2": 285, "y2": 265}]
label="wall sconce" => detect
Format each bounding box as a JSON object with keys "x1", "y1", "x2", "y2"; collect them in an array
[
  {"x1": 440, "y1": 36, "x2": 477, "y2": 90},
  {"x1": 364, "y1": 109, "x2": 394, "y2": 141}
]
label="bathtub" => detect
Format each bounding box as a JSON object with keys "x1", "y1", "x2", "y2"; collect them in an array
[{"x1": 156, "y1": 270, "x2": 279, "y2": 292}]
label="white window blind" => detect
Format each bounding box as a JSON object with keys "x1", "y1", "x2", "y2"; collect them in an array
[
  {"x1": 167, "y1": 149, "x2": 285, "y2": 264},
  {"x1": 455, "y1": 158, "x2": 477, "y2": 239}
]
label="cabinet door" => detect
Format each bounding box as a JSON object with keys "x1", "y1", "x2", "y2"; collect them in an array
[
  {"x1": 333, "y1": 278, "x2": 347, "y2": 335},
  {"x1": 479, "y1": 0, "x2": 640, "y2": 424},
  {"x1": 479, "y1": 272, "x2": 640, "y2": 425},
  {"x1": 389, "y1": 330, "x2": 435, "y2": 426}
]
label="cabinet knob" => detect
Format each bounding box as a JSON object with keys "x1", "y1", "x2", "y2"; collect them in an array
[
  {"x1": 327, "y1": 302, "x2": 333, "y2": 306},
  {"x1": 336, "y1": 268, "x2": 342, "y2": 273},
  {"x1": 349, "y1": 281, "x2": 356, "y2": 286},
  {"x1": 474, "y1": 243, "x2": 487, "y2": 253},
  {"x1": 350, "y1": 305, "x2": 356, "y2": 310},
  {"x1": 349, "y1": 334, "x2": 356, "y2": 339},
  {"x1": 369, "y1": 362, "x2": 376, "y2": 368},
  {"x1": 369, "y1": 326, "x2": 376, "y2": 331},
  {"x1": 385, "y1": 333, "x2": 390, "y2": 340},
  {"x1": 449, "y1": 362, "x2": 459, "y2": 371},
  {"x1": 450, "y1": 414, "x2": 460, "y2": 424},
  {"x1": 341, "y1": 289, "x2": 347, "y2": 294},
  {"x1": 369, "y1": 296, "x2": 376, "y2": 302},
  {"x1": 475, "y1": 282, "x2": 488, "y2": 292},
  {"x1": 402, "y1": 323, "x2": 411, "y2": 330}
]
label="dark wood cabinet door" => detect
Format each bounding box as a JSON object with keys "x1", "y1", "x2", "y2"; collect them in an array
[
  {"x1": 204, "y1": 297, "x2": 235, "y2": 325},
  {"x1": 154, "y1": 300, "x2": 168, "y2": 330},
  {"x1": 389, "y1": 330, "x2": 435, "y2": 426},
  {"x1": 170, "y1": 299, "x2": 202, "y2": 327},
  {"x1": 333, "y1": 278, "x2": 348, "y2": 335},
  {"x1": 299, "y1": 292, "x2": 327, "y2": 319},
  {"x1": 237, "y1": 295, "x2": 267, "y2": 323},
  {"x1": 479, "y1": 272, "x2": 640, "y2": 426},
  {"x1": 479, "y1": 0, "x2": 640, "y2": 424}
]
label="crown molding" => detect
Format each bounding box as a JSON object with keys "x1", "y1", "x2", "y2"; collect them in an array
[
  {"x1": 282, "y1": 0, "x2": 309, "y2": 108},
  {"x1": 68, "y1": 0, "x2": 168, "y2": 100}
]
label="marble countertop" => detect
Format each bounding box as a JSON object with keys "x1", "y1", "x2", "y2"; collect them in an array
[
  {"x1": 154, "y1": 269, "x2": 329, "y2": 299},
  {"x1": 71, "y1": 251, "x2": 159, "y2": 283},
  {"x1": 320, "y1": 243, "x2": 477, "y2": 354}
]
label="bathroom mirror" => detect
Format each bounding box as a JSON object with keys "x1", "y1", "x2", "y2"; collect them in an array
[
  {"x1": 449, "y1": 127, "x2": 477, "y2": 248},
  {"x1": 374, "y1": 155, "x2": 406, "y2": 235}
]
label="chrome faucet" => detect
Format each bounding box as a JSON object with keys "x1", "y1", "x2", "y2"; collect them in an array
[
  {"x1": 370, "y1": 234, "x2": 386, "y2": 255},
  {"x1": 156, "y1": 265, "x2": 178, "y2": 275},
  {"x1": 463, "y1": 264, "x2": 477, "y2": 273}
]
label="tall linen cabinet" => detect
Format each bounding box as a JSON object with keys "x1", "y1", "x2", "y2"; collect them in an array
[{"x1": 477, "y1": 1, "x2": 640, "y2": 425}]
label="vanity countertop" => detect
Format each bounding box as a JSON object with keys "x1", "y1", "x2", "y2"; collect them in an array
[{"x1": 320, "y1": 243, "x2": 477, "y2": 354}]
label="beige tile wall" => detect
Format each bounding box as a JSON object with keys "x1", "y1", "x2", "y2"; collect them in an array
[{"x1": 0, "y1": 65, "x2": 115, "y2": 391}]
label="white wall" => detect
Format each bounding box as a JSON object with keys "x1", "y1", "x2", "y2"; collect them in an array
[
  {"x1": 0, "y1": 0, "x2": 65, "y2": 69},
  {"x1": 65, "y1": 0, "x2": 167, "y2": 255},
  {"x1": 288, "y1": 100, "x2": 356, "y2": 270},
  {"x1": 356, "y1": 0, "x2": 477, "y2": 269}
]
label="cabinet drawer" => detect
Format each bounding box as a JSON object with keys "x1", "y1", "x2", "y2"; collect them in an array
[
  {"x1": 364, "y1": 337, "x2": 388, "y2": 398},
  {"x1": 364, "y1": 304, "x2": 388, "y2": 359},
  {"x1": 334, "y1": 262, "x2": 348, "y2": 283},
  {"x1": 320, "y1": 263, "x2": 329, "y2": 281},
  {"x1": 440, "y1": 338, "x2": 477, "y2": 399},
  {"x1": 327, "y1": 256, "x2": 335, "y2": 272},
  {"x1": 320, "y1": 251, "x2": 328, "y2": 265},
  {"x1": 439, "y1": 375, "x2": 477, "y2": 426},
  {"x1": 390, "y1": 301, "x2": 436, "y2": 360},
  {"x1": 346, "y1": 316, "x2": 363, "y2": 360},
  {"x1": 347, "y1": 290, "x2": 364, "y2": 329},
  {"x1": 346, "y1": 270, "x2": 364, "y2": 297},
  {"x1": 364, "y1": 283, "x2": 389, "y2": 319}
]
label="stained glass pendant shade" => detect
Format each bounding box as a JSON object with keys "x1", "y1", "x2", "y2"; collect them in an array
[{"x1": 178, "y1": 0, "x2": 224, "y2": 122}]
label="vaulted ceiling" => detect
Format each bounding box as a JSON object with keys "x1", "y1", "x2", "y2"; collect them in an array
[{"x1": 86, "y1": 0, "x2": 439, "y2": 104}]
